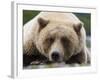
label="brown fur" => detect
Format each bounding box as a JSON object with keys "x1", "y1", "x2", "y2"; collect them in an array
[{"x1": 23, "y1": 12, "x2": 90, "y2": 66}]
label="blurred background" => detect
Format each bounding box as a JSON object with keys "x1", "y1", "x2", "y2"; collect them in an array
[{"x1": 23, "y1": 10, "x2": 91, "y2": 69}]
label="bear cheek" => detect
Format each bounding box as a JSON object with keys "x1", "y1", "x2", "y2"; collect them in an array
[
  {"x1": 41, "y1": 41, "x2": 51, "y2": 57},
  {"x1": 63, "y1": 41, "x2": 76, "y2": 61},
  {"x1": 64, "y1": 48, "x2": 74, "y2": 61},
  {"x1": 43, "y1": 37, "x2": 54, "y2": 53}
]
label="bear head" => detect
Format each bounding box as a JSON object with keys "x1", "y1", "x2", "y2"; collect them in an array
[{"x1": 36, "y1": 17, "x2": 84, "y2": 63}]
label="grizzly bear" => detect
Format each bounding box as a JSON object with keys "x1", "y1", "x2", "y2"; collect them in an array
[{"x1": 23, "y1": 12, "x2": 90, "y2": 66}]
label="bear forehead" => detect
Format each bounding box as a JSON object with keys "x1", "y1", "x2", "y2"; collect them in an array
[
  {"x1": 39, "y1": 12, "x2": 80, "y2": 23},
  {"x1": 43, "y1": 22, "x2": 74, "y2": 32},
  {"x1": 39, "y1": 23, "x2": 77, "y2": 39}
]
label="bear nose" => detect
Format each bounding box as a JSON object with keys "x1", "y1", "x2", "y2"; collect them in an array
[{"x1": 51, "y1": 52, "x2": 60, "y2": 61}]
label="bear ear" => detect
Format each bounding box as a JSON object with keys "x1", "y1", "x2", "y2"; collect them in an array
[
  {"x1": 74, "y1": 22, "x2": 83, "y2": 34},
  {"x1": 38, "y1": 17, "x2": 49, "y2": 32}
]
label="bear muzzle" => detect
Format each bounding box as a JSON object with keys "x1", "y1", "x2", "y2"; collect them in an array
[
  {"x1": 51, "y1": 51, "x2": 60, "y2": 62},
  {"x1": 49, "y1": 51, "x2": 64, "y2": 62}
]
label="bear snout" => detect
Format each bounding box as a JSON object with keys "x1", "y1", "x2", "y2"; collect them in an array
[
  {"x1": 51, "y1": 51, "x2": 60, "y2": 61},
  {"x1": 50, "y1": 51, "x2": 63, "y2": 62}
]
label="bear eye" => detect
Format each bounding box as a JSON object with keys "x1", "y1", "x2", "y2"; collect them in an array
[
  {"x1": 47, "y1": 37, "x2": 54, "y2": 44},
  {"x1": 61, "y1": 37, "x2": 67, "y2": 42}
]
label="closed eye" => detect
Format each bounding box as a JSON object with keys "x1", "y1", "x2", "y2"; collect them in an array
[
  {"x1": 61, "y1": 37, "x2": 68, "y2": 43},
  {"x1": 46, "y1": 37, "x2": 54, "y2": 44}
]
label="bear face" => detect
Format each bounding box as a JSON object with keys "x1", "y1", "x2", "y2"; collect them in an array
[{"x1": 36, "y1": 17, "x2": 83, "y2": 63}]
